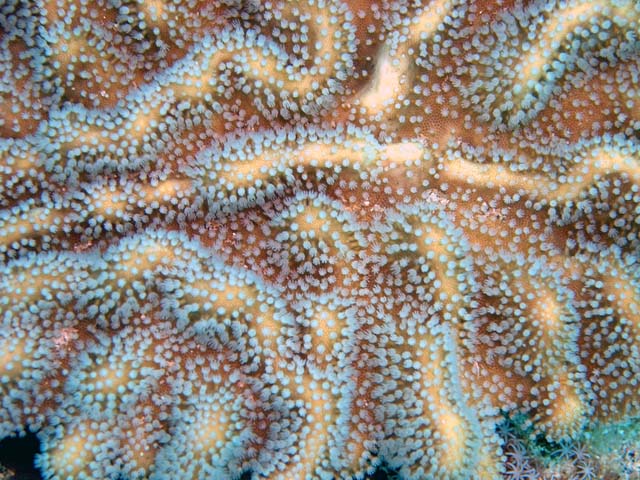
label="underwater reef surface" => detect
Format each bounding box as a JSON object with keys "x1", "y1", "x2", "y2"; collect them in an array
[{"x1": 0, "y1": 0, "x2": 639, "y2": 478}]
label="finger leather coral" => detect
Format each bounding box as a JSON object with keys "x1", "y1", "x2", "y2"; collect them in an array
[{"x1": 0, "y1": 0, "x2": 639, "y2": 479}]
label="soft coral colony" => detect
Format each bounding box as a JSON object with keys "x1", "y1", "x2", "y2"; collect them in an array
[{"x1": 0, "y1": 0, "x2": 638, "y2": 478}]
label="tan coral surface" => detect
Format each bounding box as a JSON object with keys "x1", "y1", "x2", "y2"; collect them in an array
[{"x1": 0, "y1": 0, "x2": 639, "y2": 479}]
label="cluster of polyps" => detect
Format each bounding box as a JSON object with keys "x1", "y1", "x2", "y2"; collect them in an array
[{"x1": 0, "y1": 0, "x2": 639, "y2": 479}]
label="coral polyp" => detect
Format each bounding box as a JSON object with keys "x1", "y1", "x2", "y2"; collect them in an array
[{"x1": 0, "y1": 0, "x2": 639, "y2": 479}]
